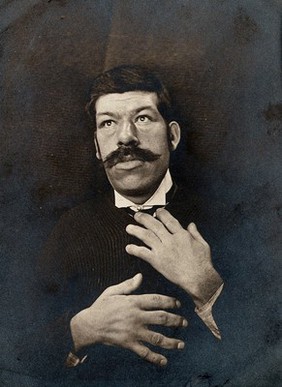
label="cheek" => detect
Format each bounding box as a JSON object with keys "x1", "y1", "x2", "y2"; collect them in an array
[
  {"x1": 155, "y1": 138, "x2": 171, "y2": 155},
  {"x1": 141, "y1": 131, "x2": 169, "y2": 149},
  {"x1": 96, "y1": 137, "x2": 113, "y2": 158}
]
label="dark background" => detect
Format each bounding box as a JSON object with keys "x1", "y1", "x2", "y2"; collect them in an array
[{"x1": 0, "y1": 0, "x2": 281, "y2": 386}]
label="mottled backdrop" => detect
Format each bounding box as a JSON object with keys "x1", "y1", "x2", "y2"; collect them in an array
[{"x1": 0, "y1": 0, "x2": 281, "y2": 386}]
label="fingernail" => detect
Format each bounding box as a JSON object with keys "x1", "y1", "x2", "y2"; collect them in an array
[
  {"x1": 182, "y1": 319, "x2": 188, "y2": 327},
  {"x1": 160, "y1": 358, "x2": 167, "y2": 366},
  {"x1": 176, "y1": 300, "x2": 181, "y2": 308},
  {"x1": 178, "y1": 342, "x2": 185, "y2": 350}
]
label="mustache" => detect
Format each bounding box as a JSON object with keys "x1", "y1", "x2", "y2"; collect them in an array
[{"x1": 103, "y1": 145, "x2": 161, "y2": 168}]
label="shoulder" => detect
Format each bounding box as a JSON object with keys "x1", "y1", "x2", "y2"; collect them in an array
[
  {"x1": 42, "y1": 189, "x2": 132, "y2": 252},
  {"x1": 55, "y1": 191, "x2": 114, "y2": 229},
  {"x1": 170, "y1": 183, "x2": 228, "y2": 223}
]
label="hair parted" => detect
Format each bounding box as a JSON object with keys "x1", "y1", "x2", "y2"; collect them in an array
[{"x1": 85, "y1": 65, "x2": 173, "y2": 128}]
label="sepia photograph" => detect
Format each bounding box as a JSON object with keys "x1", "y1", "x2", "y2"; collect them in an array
[{"x1": 0, "y1": 1, "x2": 281, "y2": 386}]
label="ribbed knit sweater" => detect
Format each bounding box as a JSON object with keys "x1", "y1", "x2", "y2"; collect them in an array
[
  {"x1": 27, "y1": 186, "x2": 221, "y2": 382},
  {"x1": 39, "y1": 186, "x2": 203, "y2": 302}
]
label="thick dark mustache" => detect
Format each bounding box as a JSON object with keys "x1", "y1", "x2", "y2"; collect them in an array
[{"x1": 103, "y1": 145, "x2": 161, "y2": 168}]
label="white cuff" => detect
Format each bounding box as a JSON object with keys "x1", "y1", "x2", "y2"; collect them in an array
[{"x1": 194, "y1": 282, "x2": 224, "y2": 339}]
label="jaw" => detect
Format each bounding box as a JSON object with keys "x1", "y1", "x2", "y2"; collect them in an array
[{"x1": 105, "y1": 161, "x2": 168, "y2": 204}]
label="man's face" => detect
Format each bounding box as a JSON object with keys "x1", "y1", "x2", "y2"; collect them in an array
[{"x1": 94, "y1": 91, "x2": 180, "y2": 201}]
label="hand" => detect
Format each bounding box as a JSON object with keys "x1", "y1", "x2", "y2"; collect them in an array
[
  {"x1": 70, "y1": 273, "x2": 188, "y2": 366},
  {"x1": 125, "y1": 209, "x2": 223, "y2": 307}
]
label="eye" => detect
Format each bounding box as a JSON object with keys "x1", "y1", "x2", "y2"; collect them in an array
[
  {"x1": 136, "y1": 115, "x2": 151, "y2": 123},
  {"x1": 99, "y1": 119, "x2": 115, "y2": 129}
]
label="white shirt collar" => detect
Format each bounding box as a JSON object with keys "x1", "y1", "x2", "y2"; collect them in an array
[{"x1": 114, "y1": 169, "x2": 173, "y2": 209}]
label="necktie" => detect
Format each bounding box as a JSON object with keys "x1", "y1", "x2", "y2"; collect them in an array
[
  {"x1": 125, "y1": 205, "x2": 164, "y2": 218},
  {"x1": 123, "y1": 183, "x2": 178, "y2": 218}
]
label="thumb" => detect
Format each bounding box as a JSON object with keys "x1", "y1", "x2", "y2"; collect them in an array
[{"x1": 105, "y1": 273, "x2": 143, "y2": 296}]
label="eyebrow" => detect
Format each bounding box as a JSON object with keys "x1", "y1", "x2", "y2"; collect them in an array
[
  {"x1": 134, "y1": 106, "x2": 157, "y2": 114},
  {"x1": 96, "y1": 106, "x2": 157, "y2": 117}
]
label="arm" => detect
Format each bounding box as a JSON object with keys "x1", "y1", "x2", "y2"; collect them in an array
[
  {"x1": 125, "y1": 209, "x2": 224, "y2": 337},
  {"x1": 69, "y1": 273, "x2": 188, "y2": 367}
]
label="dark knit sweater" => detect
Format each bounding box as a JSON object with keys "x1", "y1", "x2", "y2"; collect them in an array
[
  {"x1": 39, "y1": 186, "x2": 206, "y2": 302},
  {"x1": 26, "y1": 186, "x2": 225, "y2": 384}
]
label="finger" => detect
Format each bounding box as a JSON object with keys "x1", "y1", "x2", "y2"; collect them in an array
[
  {"x1": 126, "y1": 244, "x2": 153, "y2": 263},
  {"x1": 144, "y1": 310, "x2": 188, "y2": 328},
  {"x1": 105, "y1": 273, "x2": 143, "y2": 296},
  {"x1": 187, "y1": 223, "x2": 208, "y2": 246},
  {"x1": 139, "y1": 329, "x2": 185, "y2": 350},
  {"x1": 136, "y1": 294, "x2": 181, "y2": 310},
  {"x1": 126, "y1": 224, "x2": 161, "y2": 247},
  {"x1": 133, "y1": 212, "x2": 169, "y2": 242},
  {"x1": 129, "y1": 343, "x2": 168, "y2": 367},
  {"x1": 155, "y1": 208, "x2": 183, "y2": 234}
]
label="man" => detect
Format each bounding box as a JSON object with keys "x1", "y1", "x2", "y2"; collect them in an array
[{"x1": 34, "y1": 65, "x2": 223, "y2": 381}]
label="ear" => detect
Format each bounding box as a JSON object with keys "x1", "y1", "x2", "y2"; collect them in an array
[
  {"x1": 94, "y1": 133, "x2": 102, "y2": 160},
  {"x1": 168, "y1": 121, "x2": 181, "y2": 151}
]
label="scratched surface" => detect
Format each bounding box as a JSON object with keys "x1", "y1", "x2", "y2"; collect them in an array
[{"x1": 0, "y1": 1, "x2": 281, "y2": 386}]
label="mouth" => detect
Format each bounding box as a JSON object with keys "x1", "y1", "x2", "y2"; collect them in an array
[{"x1": 114, "y1": 158, "x2": 144, "y2": 170}]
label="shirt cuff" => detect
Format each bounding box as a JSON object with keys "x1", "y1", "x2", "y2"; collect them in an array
[
  {"x1": 65, "y1": 351, "x2": 88, "y2": 367},
  {"x1": 194, "y1": 282, "x2": 224, "y2": 339}
]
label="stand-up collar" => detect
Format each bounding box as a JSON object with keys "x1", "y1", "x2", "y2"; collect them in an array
[{"x1": 114, "y1": 169, "x2": 173, "y2": 210}]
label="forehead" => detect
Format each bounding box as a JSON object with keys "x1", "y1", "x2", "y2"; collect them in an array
[{"x1": 95, "y1": 91, "x2": 159, "y2": 115}]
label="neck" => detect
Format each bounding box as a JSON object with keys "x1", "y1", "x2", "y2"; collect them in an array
[{"x1": 116, "y1": 183, "x2": 161, "y2": 205}]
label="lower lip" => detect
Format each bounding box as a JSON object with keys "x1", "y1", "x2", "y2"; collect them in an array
[{"x1": 114, "y1": 160, "x2": 144, "y2": 170}]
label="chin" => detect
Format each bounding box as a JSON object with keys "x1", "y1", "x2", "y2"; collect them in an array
[
  {"x1": 107, "y1": 168, "x2": 167, "y2": 198},
  {"x1": 110, "y1": 178, "x2": 160, "y2": 198},
  {"x1": 114, "y1": 184, "x2": 152, "y2": 197}
]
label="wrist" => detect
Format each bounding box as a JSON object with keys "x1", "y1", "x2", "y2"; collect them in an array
[
  {"x1": 70, "y1": 309, "x2": 99, "y2": 352},
  {"x1": 182, "y1": 265, "x2": 223, "y2": 308},
  {"x1": 70, "y1": 312, "x2": 85, "y2": 352}
]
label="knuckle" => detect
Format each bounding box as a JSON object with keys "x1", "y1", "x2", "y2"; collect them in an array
[
  {"x1": 166, "y1": 220, "x2": 173, "y2": 228},
  {"x1": 102, "y1": 287, "x2": 111, "y2": 295},
  {"x1": 168, "y1": 219, "x2": 180, "y2": 228},
  {"x1": 201, "y1": 241, "x2": 210, "y2": 251},
  {"x1": 158, "y1": 313, "x2": 168, "y2": 324},
  {"x1": 151, "y1": 334, "x2": 163, "y2": 345},
  {"x1": 152, "y1": 294, "x2": 161, "y2": 304},
  {"x1": 155, "y1": 223, "x2": 163, "y2": 232},
  {"x1": 150, "y1": 354, "x2": 159, "y2": 364},
  {"x1": 173, "y1": 315, "x2": 182, "y2": 326},
  {"x1": 146, "y1": 230, "x2": 154, "y2": 239},
  {"x1": 139, "y1": 347, "x2": 150, "y2": 360}
]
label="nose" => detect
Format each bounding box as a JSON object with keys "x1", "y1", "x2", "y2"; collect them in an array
[{"x1": 117, "y1": 120, "x2": 139, "y2": 146}]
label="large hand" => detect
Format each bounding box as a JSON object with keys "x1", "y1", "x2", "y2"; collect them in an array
[
  {"x1": 125, "y1": 209, "x2": 223, "y2": 307},
  {"x1": 70, "y1": 273, "x2": 187, "y2": 366}
]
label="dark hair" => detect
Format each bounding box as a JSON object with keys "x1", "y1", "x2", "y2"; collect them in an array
[{"x1": 85, "y1": 65, "x2": 173, "y2": 128}]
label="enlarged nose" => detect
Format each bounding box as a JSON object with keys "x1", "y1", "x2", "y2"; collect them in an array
[{"x1": 117, "y1": 120, "x2": 139, "y2": 146}]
